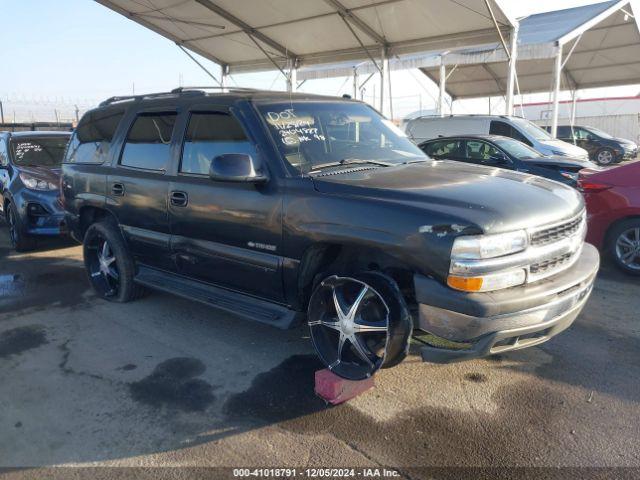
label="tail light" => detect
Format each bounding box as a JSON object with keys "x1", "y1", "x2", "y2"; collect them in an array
[{"x1": 577, "y1": 179, "x2": 612, "y2": 192}]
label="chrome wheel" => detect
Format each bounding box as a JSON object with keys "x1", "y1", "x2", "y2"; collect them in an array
[
  {"x1": 87, "y1": 236, "x2": 120, "y2": 297},
  {"x1": 597, "y1": 149, "x2": 614, "y2": 165},
  {"x1": 308, "y1": 275, "x2": 390, "y2": 379},
  {"x1": 615, "y1": 227, "x2": 640, "y2": 271}
]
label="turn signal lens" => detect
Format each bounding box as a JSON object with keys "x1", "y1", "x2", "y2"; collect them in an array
[
  {"x1": 448, "y1": 269, "x2": 526, "y2": 293},
  {"x1": 577, "y1": 179, "x2": 612, "y2": 192},
  {"x1": 447, "y1": 276, "x2": 483, "y2": 292}
]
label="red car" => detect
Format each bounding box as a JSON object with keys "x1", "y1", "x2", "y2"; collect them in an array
[{"x1": 579, "y1": 161, "x2": 640, "y2": 275}]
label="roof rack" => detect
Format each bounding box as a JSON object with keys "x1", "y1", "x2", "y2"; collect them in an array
[
  {"x1": 170, "y1": 86, "x2": 265, "y2": 94},
  {"x1": 99, "y1": 90, "x2": 204, "y2": 107}
]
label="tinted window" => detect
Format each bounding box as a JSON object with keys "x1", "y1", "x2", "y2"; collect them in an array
[
  {"x1": 0, "y1": 139, "x2": 7, "y2": 166},
  {"x1": 64, "y1": 109, "x2": 124, "y2": 164},
  {"x1": 10, "y1": 137, "x2": 69, "y2": 167},
  {"x1": 556, "y1": 126, "x2": 572, "y2": 138},
  {"x1": 423, "y1": 140, "x2": 464, "y2": 159},
  {"x1": 489, "y1": 120, "x2": 532, "y2": 146},
  {"x1": 181, "y1": 112, "x2": 256, "y2": 175},
  {"x1": 121, "y1": 113, "x2": 177, "y2": 171}
]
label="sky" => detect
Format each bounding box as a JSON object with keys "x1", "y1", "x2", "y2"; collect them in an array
[{"x1": 1, "y1": 0, "x2": 639, "y2": 122}]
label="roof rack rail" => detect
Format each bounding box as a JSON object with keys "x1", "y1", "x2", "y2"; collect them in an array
[
  {"x1": 99, "y1": 90, "x2": 204, "y2": 107},
  {"x1": 170, "y1": 86, "x2": 264, "y2": 94}
]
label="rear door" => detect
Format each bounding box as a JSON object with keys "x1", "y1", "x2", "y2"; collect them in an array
[
  {"x1": 106, "y1": 110, "x2": 177, "y2": 271},
  {"x1": 168, "y1": 109, "x2": 284, "y2": 302}
]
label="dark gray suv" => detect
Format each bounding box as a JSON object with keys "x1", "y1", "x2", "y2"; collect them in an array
[{"x1": 61, "y1": 89, "x2": 599, "y2": 380}]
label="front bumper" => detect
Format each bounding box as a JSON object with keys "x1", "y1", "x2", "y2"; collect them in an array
[
  {"x1": 14, "y1": 189, "x2": 65, "y2": 236},
  {"x1": 415, "y1": 243, "x2": 599, "y2": 363}
]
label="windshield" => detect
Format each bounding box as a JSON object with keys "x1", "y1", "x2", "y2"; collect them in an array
[
  {"x1": 494, "y1": 138, "x2": 542, "y2": 159},
  {"x1": 511, "y1": 117, "x2": 553, "y2": 141},
  {"x1": 585, "y1": 126, "x2": 614, "y2": 139},
  {"x1": 256, "y1": 101, "x2": 427, "y2": 174},
  {"x1": 10, "y1": 137, "x2": 69, "y2": 167}
]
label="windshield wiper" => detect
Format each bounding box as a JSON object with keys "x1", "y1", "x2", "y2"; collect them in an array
[
  {"x1": 401, "y1": 158, "x2": 430, "y2": 165},
  {"x1": 309, "y1": 158, "x2": 394, "y2": 173}
]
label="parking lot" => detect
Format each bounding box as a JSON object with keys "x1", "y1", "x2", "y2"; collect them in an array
[{"x1": 1, "y1": 224, "x2": 639, "y2": 475}]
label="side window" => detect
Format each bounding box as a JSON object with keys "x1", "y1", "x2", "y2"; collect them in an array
[
  {"x1": 120, "y1": 113, "x2": 177, "y2": 171},
  {"x1": 64, "y1": 109, "x2": 124, "y2": 164},
  {"x1": 180, "y1": 112, "x2": 256, "y2": 175},
  {"x1": 424, "y1": 140, "x2": 464, "y2": 159},
  {"x1": 489, "y1": 120, "x2": 511, "y2": 137},
  {"x1": 465, "y1": 141, "x2": 505, "y2": 164},
  {"x1": 510, "y1": 128, "x2": 531, "y2": 146},
  {"x1": 0, "y1": 139, "x2": 7, "y2": 166},
  {"x1": 556, "y1": 126, "x2": 571, "y2": 139}
]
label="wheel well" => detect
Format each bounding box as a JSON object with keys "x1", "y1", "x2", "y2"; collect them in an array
[
  {"x1": 296, "y1": 243, "x2": 416, "y2": 310},
  {"x1": 604, "y1": 215, "x2": 640, "y2": 248},
  {"x1": 78, "y1": 207, "x2": 117, "y2": 238}
]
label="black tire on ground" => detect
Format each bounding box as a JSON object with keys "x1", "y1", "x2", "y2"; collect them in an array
[
  {"x1": 607, "y1": 218, "x2": 640, "y2": 276},
  {"x1": 6, "y1": 202, "x2": 37, "y2": 252},
  {"x1": 83, "y1": 220, "x2": 146, "y2": 302},
  {"x1": 308, "y1": 271, "x2": 413, "y2": 380},
  {"x1": 595, "y1": 147, "x2": 619, "y2": 166}
]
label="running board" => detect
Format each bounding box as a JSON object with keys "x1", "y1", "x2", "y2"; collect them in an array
[{"x1": 135, "y1": 266, "x2": 300, "y2": 330}]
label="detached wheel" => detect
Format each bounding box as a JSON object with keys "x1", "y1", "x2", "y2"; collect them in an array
[
  {"x1": 308, "y1": 272, "x2": 412, "y2": 380},
  {"x1": 83, "y1": 220, "x2": 145, "y2": 302},
  {"x1": 595, "y1": 148, "x2": 617, "y2": 166},
  {"x1": 609, "y1": 219, "x2": 640, "y2": 276},
  {"x1": 7, "y1": 202, "x2": 36, "y2": 252}
]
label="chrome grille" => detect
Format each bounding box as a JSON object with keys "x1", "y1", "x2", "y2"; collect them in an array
[
  {"x1": 531, "y1": 214, "x2": 584, "y2": 246},
  {"x1": 530, "y1": 253, "x2": 573, "y2": 275}
]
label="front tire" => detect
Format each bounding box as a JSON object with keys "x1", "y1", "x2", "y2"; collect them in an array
[
  {"x1": 6, "y1": 202, "x2": 37, "y2": 252},
  {"x1": 595, "y1": 148, "x2": 618, "y2": 166},
  {"x1": 608, "y1": 219, "x2": 640, "y2": 276},
  {"x1": 83, "y1": 220, "x2": 145, "y2": 302},
  {"x1": 308, "y1": 272, "x2": 413, "y2": 380}
]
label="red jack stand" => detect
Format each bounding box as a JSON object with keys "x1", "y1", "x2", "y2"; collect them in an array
[{"x1": 314, "y1": 369, "x2": 375, "y2": 405}]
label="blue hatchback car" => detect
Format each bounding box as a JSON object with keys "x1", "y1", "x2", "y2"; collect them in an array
[{"x1": 0, "y1": 131, "x2": 71, "y2": 251}]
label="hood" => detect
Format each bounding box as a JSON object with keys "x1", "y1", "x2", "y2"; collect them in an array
[
  {"x1": 525, "y1": 155, "x2": 597, "y2": 169},
  {"x1": 311, "y1": 161, "x2": 583, "y2": 234},
  {"x1": 17, "y1": 165, "x2": 61, "y2": 184},
  {"x1": 539, "y1": 139, "x2": 588, "y2": 157},
  {"x1": 611, "y1": 138, "x2": 637, "y2": 148}
]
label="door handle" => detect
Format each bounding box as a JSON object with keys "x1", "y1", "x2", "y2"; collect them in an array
[
  {"x1": 170, "y1": 191, "x2": 188, "y2": 207},
  {"x1": 112, "y1": 183, "x2": 125, "y2": 196}
]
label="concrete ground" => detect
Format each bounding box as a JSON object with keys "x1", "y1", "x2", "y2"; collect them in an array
[{"x1": 0, "y1": 224, "x2": 639, "y2": 478}]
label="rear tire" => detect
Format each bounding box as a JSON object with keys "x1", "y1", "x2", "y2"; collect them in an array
[
  {"x1": 83, "y1": 220, "x2": 146, "y2": 302},
  {"x1": 6, "y1": 202, "x2": 37, "y2": 252},
  {"x1": 608, "y1": 219, "x2": 640, "y2": 276},
  {"x1": 307, "y1": 271, "x2": 413, "y2": 380}
]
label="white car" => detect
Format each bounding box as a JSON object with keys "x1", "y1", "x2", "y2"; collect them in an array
[{"x1": 404, "y1": 115, "x2": 589, "y2": 160}]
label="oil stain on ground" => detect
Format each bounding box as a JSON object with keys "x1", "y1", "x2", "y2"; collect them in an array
[
  {"x1": 223, "y1": 354, "x2": 327, "y2": 423},
  {"x1": 129, "y1": 357, "x2": 216, "y2": 412},
  {"x1": 0, "y1": 325, "x2": 47, "y2": 358}
]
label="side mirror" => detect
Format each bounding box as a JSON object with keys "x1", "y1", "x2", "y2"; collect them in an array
[
  {"x1": 209, "y1": 153, "x2": 268, "y2": 183},
  {"x1": 489, "y1": 152, "x2": 509, "y2": 165}
]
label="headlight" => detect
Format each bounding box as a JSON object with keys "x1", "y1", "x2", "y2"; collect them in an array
[
  {"x1": 451, "y1": 230, "x2": 528, "y2": 260},
  {"x1": 19, "y1": 173, "x2": 57, "y2": 191}
]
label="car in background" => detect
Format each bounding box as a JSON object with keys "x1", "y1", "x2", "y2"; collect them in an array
[
  {"x1": 579, "y1": 161, "x2": 640, "y2": 275},
  {"x1": 420, "y1": 135, "x2": 597, "y2": 187},
  {"x1": 550, "y1": 125, "x2": 638, "y2": 166},
  {"x1": 404, "y1": 115, "x2": 589, "y2": 160},
  {"x1": 0, "y1": 131, "x2": 71, "y2": 251}
]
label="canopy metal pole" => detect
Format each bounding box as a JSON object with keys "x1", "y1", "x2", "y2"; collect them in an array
[
  {"x1": 287, "y1": 59, "x2": 298, "y2": 93},
  {"x1": 353, "y1": 68, "x2": 359, "y2": 99},
  {"x1": 380, "y1": 47, "x2": 387, "y2": 114},
  {"x1": 551, "y1": 45, "x2": 563, "y2": 138},
  {"x1": 438, "y1": 56, "x2": 446, "y2": 117},
  {"x1": 220, "y1": 65, "x2": 229, "y2": 92},
  {"x1": 505, "y1": 24, "x2": 519, "y2": 115},
  {"x1": 571, "y1": 90, "x2": 578, "y2": 127},
  {"x1": 387, "y1": 60, "x2": 393, "y2": 120}
]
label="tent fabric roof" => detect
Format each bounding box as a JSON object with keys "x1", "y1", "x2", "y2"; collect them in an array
[
  {"x1": 419, "y1": 0, "x2": 640, "y2": 99},
  {"x1": 96, "y1": 0, "x2": 513, "y2": 74}
]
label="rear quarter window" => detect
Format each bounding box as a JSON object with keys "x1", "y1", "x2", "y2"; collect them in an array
[{"x1": 64, "y1": 109, "x2": 125, "y2": 164}]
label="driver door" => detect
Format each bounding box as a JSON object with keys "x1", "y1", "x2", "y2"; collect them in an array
[{"x1": 168, "y1": 110, "x2": 285, "y2": 302}]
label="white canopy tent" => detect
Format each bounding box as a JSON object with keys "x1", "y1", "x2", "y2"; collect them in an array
[{"x1": 95, "y1": 0, "x2": 516, "y2": 116}]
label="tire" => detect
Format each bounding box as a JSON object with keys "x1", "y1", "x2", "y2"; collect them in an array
[
  {"x1": 6, "y1": 202, "x2": 37, "y2": 252},
  {"x1": 83, "y1": 220, "x2": 146, "y2": 302},
  {"x1": 595, "y1": 148, "x2": 618, "y2": 166},
  {"x1": 607, "y1": 219, "x2": 640, "y2": 276},
  {"x1": 307, "y1": 271, "x2": 413, "y2": 380}
]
